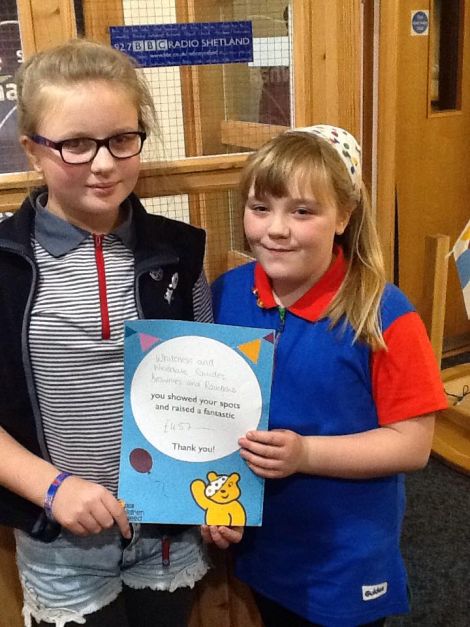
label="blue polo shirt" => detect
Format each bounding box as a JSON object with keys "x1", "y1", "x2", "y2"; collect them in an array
[{"x1": 212, "y1": 250, "x2": 447, "y2": 626}]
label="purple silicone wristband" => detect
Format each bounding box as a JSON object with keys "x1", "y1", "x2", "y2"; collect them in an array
[{"x1": 44, "y1": 471, "x2": 71, "y2": 522}]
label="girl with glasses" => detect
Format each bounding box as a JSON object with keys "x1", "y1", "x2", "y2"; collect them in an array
[{"x1": 0, "y1": 39, "x2": 241, "y2": 627}]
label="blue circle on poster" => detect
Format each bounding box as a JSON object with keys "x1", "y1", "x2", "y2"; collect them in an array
[{"x1": 411, "y1": 11, "x2": 429, "y2": 35}]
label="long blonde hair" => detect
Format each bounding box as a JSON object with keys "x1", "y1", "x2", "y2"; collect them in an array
[
  {"x1": 240, "y1": 131, "x2": 387, "y2": 350},
  {"x1": 16, "y1": 38, "x2": 157, "y2": 137}
]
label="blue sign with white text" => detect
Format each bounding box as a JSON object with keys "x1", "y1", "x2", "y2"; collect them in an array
[
  {"x1": 411, "y1": 11, "x2": 429, "y2": 35},
  {"x1": 110, "y1": 21, "x2": 253, "y2": 67}
]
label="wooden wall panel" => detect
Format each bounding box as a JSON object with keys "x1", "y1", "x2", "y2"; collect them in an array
[
  {"x1": 16, "y1": 0, "x2": 36, "y2": 58},
  {"x1": 189, "y1": 551, "x2": 262, "y2": 627},
  {"x1": 81, "y1": 0, "x2": 123, "y2": 43},
  {"x1": 17, "y1": 0, "x2": 76, "y2": 55},
  {"x1": 220, "y1": 121, "x2": 288, "y2": 150},
  {"x1": 376, "y1": 2, "x2": 399, "y2": 281},
  {"x1": 292, "y1": 0, "x2": 361, "y2": 136},
  {"x1": 419, "y1": 234, "x2": 450, "y2": 365},
  {"x1": 0, "y1": 527, "x2": 23, "y2": 627}
]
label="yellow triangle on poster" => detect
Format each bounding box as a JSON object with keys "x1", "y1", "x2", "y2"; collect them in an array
[{"x1": 238, "y1": 339, "x2": 261, "y2": 364}]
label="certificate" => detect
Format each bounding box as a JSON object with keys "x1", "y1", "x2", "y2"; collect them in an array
[{"x1": 118, "y1": 319, "x2": 275, "y2": 526}]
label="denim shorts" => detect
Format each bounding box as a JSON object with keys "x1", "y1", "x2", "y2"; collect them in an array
[{"x1": 15, "y1": 524, "x2": 209, "y2": 627}]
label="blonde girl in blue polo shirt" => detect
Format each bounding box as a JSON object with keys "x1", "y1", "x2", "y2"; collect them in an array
[
  {"x1": 211, "y1": 126, "x2": 447, "y2": 627},
  {"x1": 0, "y1": 39, "x2": 240, "y2": 627}
]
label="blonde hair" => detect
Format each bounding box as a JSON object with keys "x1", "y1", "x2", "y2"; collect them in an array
[
  {"x1": 240, "y1": 131, "x2": 387, "y2": 350},
  {"x1": 16, "y1": 38, "x2": 157, "y2": 137}
]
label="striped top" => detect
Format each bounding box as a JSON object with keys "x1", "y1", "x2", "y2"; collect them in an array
[{"x1": 29, "y1": 203, "x2": 212, "y2": 495}]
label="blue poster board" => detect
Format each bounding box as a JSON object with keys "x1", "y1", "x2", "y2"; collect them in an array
[
  {"x1": 110, "y1": 21, "x2": 253, "y2": 67},
  {"x1": 118, "y1": 319, "x2": 275, "y2": 526}
]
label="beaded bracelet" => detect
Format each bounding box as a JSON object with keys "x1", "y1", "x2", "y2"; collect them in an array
[{"x1": 44, "y1": 471, "x2": 71, "y2": 522}]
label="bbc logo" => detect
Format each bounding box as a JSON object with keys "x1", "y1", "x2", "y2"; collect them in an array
[
  {"x1": 132, "y1": 39, "x2": 168, "y2": 52},
  {"x1": 155, "y1": 40, "x2": 169, "y2": 50}
]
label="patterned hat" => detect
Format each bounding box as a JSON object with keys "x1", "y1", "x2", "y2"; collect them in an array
[
  {"x1": 205, "y1": 474, "x2": 228, "y2": 497},
  {"x1": 292, "y1": 124, "x2": 362, "y2": 193}
]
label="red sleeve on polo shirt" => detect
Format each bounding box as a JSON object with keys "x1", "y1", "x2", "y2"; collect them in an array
[{"x1": 371, "y1": 311, "x2": 448, "y2": 425}]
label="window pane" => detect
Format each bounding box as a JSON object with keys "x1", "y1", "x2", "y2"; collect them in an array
[
  {"x1": 430, "y1": 0, "x2": 463, "y2": 112},
  {"x1": 76, "y1": 0, "x2": 292, "y2": 159}
]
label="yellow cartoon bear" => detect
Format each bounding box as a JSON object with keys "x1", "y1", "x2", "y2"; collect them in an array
[{"x1": 190, "y1": 471, "x2": 246, "y2": 526}]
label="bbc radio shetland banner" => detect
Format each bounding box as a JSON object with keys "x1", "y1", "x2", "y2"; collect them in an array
[{"x1": 110, "y1": 21, "x2": 253, "y2": 67}]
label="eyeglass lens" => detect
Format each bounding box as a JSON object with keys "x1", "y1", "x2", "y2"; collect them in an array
[{"x1": 61, "y1": 133, "x2": 143, "y2": 163}]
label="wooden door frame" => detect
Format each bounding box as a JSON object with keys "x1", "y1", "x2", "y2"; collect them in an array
[
  {"x1": 17, "y1": 0, "x2": 76, "y2": 55},
  {"x1": 375, "y1": 0, "x2": 470, "y2": 354},
  {"x1": 373, "y1": 1, "x2": 400, "y2": 283},
  {"x1": 293, "y1": 0, "x2": 361, "y2": 133},
  {"x1": 81, "y1": 0, "x2": 123, "y2": 43}
]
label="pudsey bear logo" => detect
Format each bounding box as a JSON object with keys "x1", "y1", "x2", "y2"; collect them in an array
[{"x1": 190, "y1": 471, "x2": 246, "y2": 525}]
